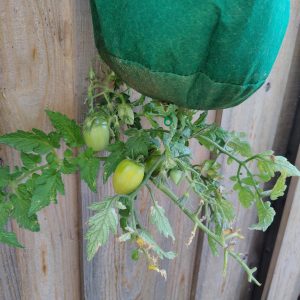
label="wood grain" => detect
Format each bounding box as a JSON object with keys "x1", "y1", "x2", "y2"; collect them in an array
[
  {"x1": 261, "y1": 147, "x2": 300, "y2": 300},
  {"x1": 0, "y1": 1, "x2": 81, "y2": 299},
  {"x1": 193, "y1": 1, "x2": 300, "y2": 299}
]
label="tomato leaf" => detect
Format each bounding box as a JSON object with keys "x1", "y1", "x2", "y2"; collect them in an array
[
  {"x1": 86, "y1": 198, "x2": 118, "y2": 260},
  {"x1": 138, "y1": 230, "x2": 176, "y2": 260},
  {"x1": 125, "y1": 129, "x2": 153, "y2": 158},
  {"x1": 29, "y1": 170, "x2": 65, "y2": 215},
  {"x1": 103, "y1": 142, "x2": 126, "y2": 182},
  {"x1": 250, "y1": 200, "x2": 275, "y2": 232},
  {"x1": 0, "y1": 202, "x2": 13, "y2": 228},
  {"x1": 237, "y1": 185, "x2": 256, "y2": 208},
  {"x1": 270, "y1": 173, "x2": 287, "y2": 200},
  {"x1": 11, "y1": 188, "x2": 40, "y2": 232},
  {"x1": 46, "y1": 110, "x2": 84, "y2": 147},
  {"x1": 257, "y1": 154, "x2": 300, "y2": 180},
  {"x1": 0, "y1": 130, "x2": 54, "y2": 154},
  {"x1": 77, "y1": 149, "x2": 101, "y2": 192},
  {"x1": 0, "y1": 166, "x2": 10, "y2": 188},
  {"x1": 226, "y1": 134, "x2": 253, "y2": 158},
  {"x1": 215, "y1": 196, "x2": 235, "y2": 223},
  {"x1": 0, "y1": 230, "x2": 23, "y2": 248},
  {"x1": 21, "y1": 152, "x2": 41, "y2": 169},
  {"x1": 273, "y1": 156, "x2": 300, "y2": 177},
  {"x1": 150, "y1": 202, "x2": 175, "y2": 241}
]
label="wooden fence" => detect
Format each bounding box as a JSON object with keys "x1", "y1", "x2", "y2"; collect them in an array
[{"x1": 0, "y1": 1, "x2": 299, "y2": 299}]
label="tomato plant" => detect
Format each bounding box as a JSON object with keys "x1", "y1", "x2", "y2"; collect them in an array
[{"x1": 0, "y1": 65, "x2": 299, "y2": 285}]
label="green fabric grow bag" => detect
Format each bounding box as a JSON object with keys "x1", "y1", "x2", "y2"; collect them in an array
[{"x1": 90, "y1": 0, "x2": 289, "y2": 110}]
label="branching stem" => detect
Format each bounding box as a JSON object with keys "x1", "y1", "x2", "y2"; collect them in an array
[{"x1": 156, "y1": 182, "x2": 261, "y2": 286}]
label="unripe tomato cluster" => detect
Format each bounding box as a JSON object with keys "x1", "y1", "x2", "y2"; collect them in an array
[{"x1": 83, "y1": 114, "x2": 183, "y2": 195}]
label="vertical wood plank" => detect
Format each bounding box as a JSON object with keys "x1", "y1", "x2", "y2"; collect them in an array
[
  {"x1": 262, "y1": 148, "x2": 300, "y2": 300},
  {"x1": 251, "y1": 27, "x2": 300, "y2": 300},
  {"x1": 0, "y1": 1, "x2": 81, "y2": 299},
  {"x1": 194, "y1": 2, "x2": 300, "y2": 299}
]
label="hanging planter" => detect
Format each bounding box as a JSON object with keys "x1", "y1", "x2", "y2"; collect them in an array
[{"x1": 90, "y1": 0, "x2": 289, "y2": 109}]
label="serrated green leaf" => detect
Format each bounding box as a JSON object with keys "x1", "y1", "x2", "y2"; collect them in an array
[
  {"x1": 46, "y1": 152, "x2": 56, "y2": 165},
  {"x1": 11, "y1": 193, "x2": 40, "y2": 232},
  {"x1": 125, "y1": 130, "x2": 152, "y2": 158},
  {"x1": 241, "y1": 177, "x2": 257, "y2": 186},
  {"x1": 227, "y1": 135, "x2": 253, "y2": 157},
  {"x1": 257, "y1": 155, "x2": 300, "y2": 182},
  {"x1": 104, "y1": 142, "x2": 126, "y2": 182},
  {"x1": 138, "y1": 230, "x2": 176, "y2": 260},
  {"x1": 61, "y1": 158, "x2": 78, "y2": 174},
  {"x1": 150, "y1": 202, "x2": 175, "y2": 241},
  {"x1": 0, "y1": 130, "x2": 53, "y2": 154},
  {"x1": 29, "y1": 170, "x2": 64, "y2": 215},
  {"x1": 77, "y1": 149, "x2": 100, "y2": 192},
  {"x1": 215, "y1": 196, "x2": 235, "y2": 223},
  {"x1": 238, "y1": 186, "x2": 255, "y2": 208},
  {"x1": 273, "y1": 156, "x2": 300, "y2": 177},
  {"x1": 48, "y1": 132, "x2": 61, "y2": 148},
  {"x1": 0, "y1": 166, "x2": 10, "y2": 188},
  {"x1": 258, "y1": 150, "x2": 274, "y2": 156},
  {"x1": 0, "y1": 202, "x2": 13, "y2": 228},
  {"x1": 46, "y1": 110, "x2": 84, "y2": 147},
  {"x1": 86, "y1": 198, "x2": 118, "y2": 260},
  {"x1": 0, "y1": 231, "x2": 23, "y2": 248},
  {"x1": 21, "y1": 152, "x2": 41, "y2": 169},
  {"x1": 270, "y1": 173, "x2": 287, "y2": 200},
  {"x1": 170, "y1": 141, "x2": 191, "y2": 157},
  {"x1": 257, "y1": 159, "x2": 274, "y2": 182},
  {"x1": 250, "y1": 200, "x2": 275, "y2": 232}
]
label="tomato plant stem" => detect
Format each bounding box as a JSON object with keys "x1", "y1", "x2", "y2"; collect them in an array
[{"x1": 157, "y1": 182, "x2": 261, "y2": 286}]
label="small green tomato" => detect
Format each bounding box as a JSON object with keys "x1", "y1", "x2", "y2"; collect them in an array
[
  {"x1": 83, "y1": 114, "x2": 110, "y2": 152},
  {"x1": 170, "y1": 168, "x2": 183, "y2": 185},
  {"x1": 113, "y1": 159, "x2": 145, "y2": 194}
]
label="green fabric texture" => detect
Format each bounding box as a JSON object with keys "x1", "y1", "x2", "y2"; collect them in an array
[{"x1": 90, "y1": 0, "x2": 289, "y2": 110}]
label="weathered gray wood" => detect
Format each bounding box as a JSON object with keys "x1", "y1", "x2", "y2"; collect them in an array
[
  {"x1": 262, "y1": 147, "x2": 300, "y2": 300},
  {"x1": 0, "y1": 225, "x2": 21, "y2": 300},
  {"x1": 272, "y1": 31, "x2": 300, "y2": 156},
  {"x1": 252, "y1": 26, "x2": 300, "y2": 300},
  {"x1": 194, "y1": 2, "x2": 300, "y2": 299},
  {"x1": 0, "y1": 1, "x2": 82, "y2": 299}
]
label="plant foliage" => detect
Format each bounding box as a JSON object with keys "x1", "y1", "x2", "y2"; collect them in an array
[{"x1": 0, "y1": 66, "x2": 299, "y2": 284}]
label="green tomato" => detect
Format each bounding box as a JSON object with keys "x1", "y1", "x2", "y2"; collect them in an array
[
  {"x1": 170, "y1": 168, "x2": 183, "y2": 185},
  {"x1": 83, "y1": 114, "x2": 110, "y2": 152},
  {"x1": 113, "y1": 159, "x2": 145, "y2": 194}
]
